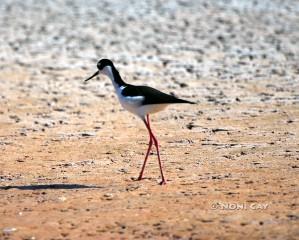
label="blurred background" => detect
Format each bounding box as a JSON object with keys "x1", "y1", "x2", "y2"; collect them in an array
[
  {"x1": 0, "y1": 0, "x2": 298, "y2": 121},
  {"x1": 1, "y1": 0, "x2": 298, "y2": 80}
]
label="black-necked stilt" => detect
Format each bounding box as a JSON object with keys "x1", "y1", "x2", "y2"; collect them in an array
[{"x1": 84, "y1": 59, "x2": 194, "y2": 185}]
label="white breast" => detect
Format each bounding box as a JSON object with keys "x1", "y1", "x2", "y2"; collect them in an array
[
  {"x1": 101, "y1": 66, "x2": 168, "y2": 118},
  {"x1": 101, "y1": 66, "x2": 144, "y2": 116},
  {"x1": 115, "y1": 87, "x2": 168, "y2": 118},
  {"x1": 116, "y1": 86, "x2": 144, "y2": 116}
]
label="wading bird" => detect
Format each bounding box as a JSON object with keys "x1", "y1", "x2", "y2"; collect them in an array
[{"x1": 84, "y1": 59, "x2": 194, "y2": 184}]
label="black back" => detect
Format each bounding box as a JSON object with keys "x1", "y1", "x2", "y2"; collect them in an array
[
  {"x1": 96, "y1": 59, "x2": 194, "y2": 105},
  {"x1": 122, "y1": 85, "x2": 194, "y2": 105}
]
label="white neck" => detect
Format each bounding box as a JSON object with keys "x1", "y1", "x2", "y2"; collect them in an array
[{"x1": 102, "y1": 66, "x2": 115, "y2": 84}]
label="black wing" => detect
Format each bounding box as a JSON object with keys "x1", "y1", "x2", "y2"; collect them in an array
[{"x1": 122, "y1": 85, "x2": 194, "y2": 105}]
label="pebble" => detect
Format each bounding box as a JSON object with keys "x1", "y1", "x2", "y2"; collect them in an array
[
  {"x1": 3, "y1": 227, "x2": 17, "y2": 234},
  {"x1": 58, "y1": 196, "x2": 67, "y2": 202},
  {"x1": 80, "y1": 132, "x2": 96, "y2": 137},
  {"x1": 103, "y1": 193, "x2": 114, "y2": 200}
]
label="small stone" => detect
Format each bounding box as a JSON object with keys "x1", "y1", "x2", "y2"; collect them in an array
[
  {"x1": 58, "y1": 196, "x2": 67, "y2": 202},
  {"x1": 103, "y1": 193, "x2": 114, "y2": 200},
  {"x1": 186, "y1": 122, "x2": 195, "y2": 130},
  {"x1": 53, "y1": 108, "x2": 65, "y2": 112},
  {"x1": 179, "y1": 83, "x2": 188, "y2": 88},
  {"x1": 80, "y1": 132, "x2": 96, "y2": 137},
  {"x1": 3, "y1": 227, "x2": 17, "y2": 234},
  {"x1": 25, "y1": 236, "x2": 36, "y2": 240}
]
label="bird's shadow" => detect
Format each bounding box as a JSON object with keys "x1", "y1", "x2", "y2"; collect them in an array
[{"x1": 0, "y1": 183, "x2": 101, "y2": 191}]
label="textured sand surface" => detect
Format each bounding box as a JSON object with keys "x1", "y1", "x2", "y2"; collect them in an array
[{"x1": 0, "y1": 0, "x2": 299, "y2": 239}]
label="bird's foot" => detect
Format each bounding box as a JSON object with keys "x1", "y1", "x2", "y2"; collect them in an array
[
  {"x1": 137, "y1": 175, "x2": 144, "y2": 181},
  {"x1": 159, "y1": 179, "x2": 167, "y2": 185}
]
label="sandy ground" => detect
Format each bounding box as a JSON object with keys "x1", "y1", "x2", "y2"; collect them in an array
[{"x1": 0, "y1": 0, "x2": 299, "y2": 239}]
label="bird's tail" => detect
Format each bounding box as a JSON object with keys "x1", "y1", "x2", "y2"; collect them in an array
[{"x1": 175, "y1": 98, "x2": 196, "y2": 104}]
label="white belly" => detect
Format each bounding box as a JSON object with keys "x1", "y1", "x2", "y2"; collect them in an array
[
  {"x1": 137, "y1": 104, "x2": 169, "y2": 116},
  {"x1": 117, "y1": 93, "x2": 144, "y2": 115},
  {"x1": 119, "y1": 96, "x2": 168, "y2": 117},
  {"x1": 114, "y1": 85, "x2": 168, "y2": 118}
]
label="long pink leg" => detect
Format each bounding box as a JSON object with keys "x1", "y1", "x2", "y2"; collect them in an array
[
  {"x1": 145, "y1": 115, "x2": 166, "y2": 185},
  {"x1": 137, "y1": 117, "x2": 153, "y2": 180}
]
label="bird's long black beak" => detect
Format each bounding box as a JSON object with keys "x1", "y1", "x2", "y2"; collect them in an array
[{"x1": 84, "y1": 71, "x2": 99, "y2": 82}]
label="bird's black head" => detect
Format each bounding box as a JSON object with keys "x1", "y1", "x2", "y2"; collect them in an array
[
  {"x1": 97, "y1": 59, "x2": 114, "y2": 70},
  {"x1": 84, "y1": 59, "x2": 115, "y2": 82}
]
